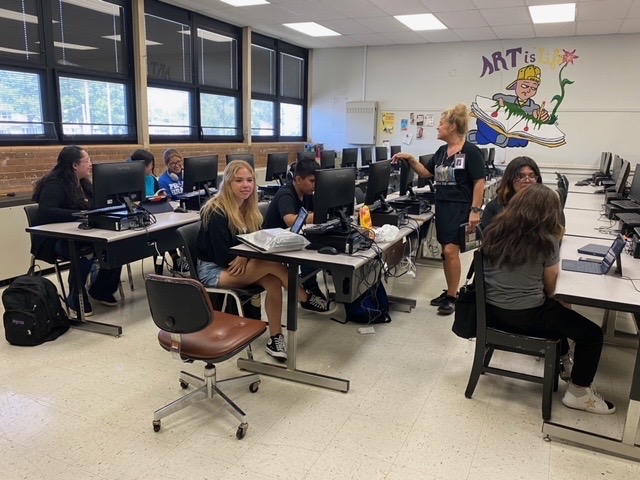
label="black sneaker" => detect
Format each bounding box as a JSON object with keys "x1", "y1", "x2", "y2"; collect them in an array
[
  {"x1": 437, "y1": 295, "x2": 456, "y2": 315},
  {"x1": 88, "y1": 290, "x2": 118, "y2": 307},
  {"x1": 430, "y1": 290, "x2": 448, "y2": 306},
  {"x1": 300, "y1": 294, "x2": 336, "y2": 314},
  {"x1": 305, "y1": 284, "x2": 327, "y2": 302},
  {"x1": 266, "y1": 333, "x2": 287, "y2": 361}
]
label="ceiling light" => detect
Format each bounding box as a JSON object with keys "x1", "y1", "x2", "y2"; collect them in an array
[
  {"x1": 394, "y1": 13, "x2": 447, "y2": 31},
  {"x1": 220, "y1": 0, "x2": 270, "y2": 6},
  {"x1": 283, "y1": 22, "x2": 340, "y2": 37},
  {"x1": 529, "y1": 3, "x2": 576, "y2": 24}
]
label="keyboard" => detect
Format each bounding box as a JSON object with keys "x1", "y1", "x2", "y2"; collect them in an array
[
  {"x1": 72, "y1": 204, "x2": 127, "y2": 217},
  {"x1": 616, "y1": 212, "x2": 640, "y2": 226},
  {"x1": 178, "y1": 188, "x2": 216, "y2": 199},
  {"x1": 562, "y1": 259, "x2": 603, "y2": 274},
  {"x1": 304, "y1": 218, "x2": 341, "y2": 234},
  {"x1": 611, "y1": 199, "x2": 640, "y2": 209}
]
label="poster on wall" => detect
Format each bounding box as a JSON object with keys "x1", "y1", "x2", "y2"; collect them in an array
[
  {"x1": 425, "y1": 114, "x2": 434, "y2": 127},
  {"x1": 469, "y1": 47, "x2": 578, "y2": 149},
  {"x1": 410, "y1": 113, "x2": 415, "y2": 124},
  {"x1": 416, "y1": 114, "x2": 424, "y2": 126},
  {"x1": 381, "y1": 112, "x2": 395, "y2": 134},
  {"x1": 400, "y1": 118, "x2": 408, "y2": 130},
  {"x1": 403, "y1": 132, "x2": 413, "y2": 145}
]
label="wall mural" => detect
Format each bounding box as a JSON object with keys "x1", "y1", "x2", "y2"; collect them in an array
[{"x1": 468, "y1": 47, "x2": 578, "y2": 149}]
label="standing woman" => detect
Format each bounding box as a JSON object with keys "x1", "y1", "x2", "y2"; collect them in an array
[
  {"x1": 196, "y1": 160, "x2": 334, "y2": 361},
  {"x1": 482, "y1": 184, "x2": 614, "y2": 414},
  {"x1": 481, "y1": 156, "x2": 542, "y2": 230},
  {"x1": 32, "y1": 146, "x2": 122, "y2": 317},
  {"x1": 392, "y1": 104, "x2": 485, "y2": 315}
]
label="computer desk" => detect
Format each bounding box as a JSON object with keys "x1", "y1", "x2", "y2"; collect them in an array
[
  {"x1": 230, "y1": 215, "x2": 432, "y2": 392},
  {"x1": 542, "y1": 235, "x2": 640, "y2": 461},
  {"x1": 567, "y1": 183, "x2": 607, "y2": 195},
  {"x1": 565, "y1": 192, "x2": 607, "y2": 212},
  {"x1": 26, "y1": 209, "x2": 199, "y2": 336},
  {"x1": 564, "y1": 207, "x2": 619, "y2": 241}
]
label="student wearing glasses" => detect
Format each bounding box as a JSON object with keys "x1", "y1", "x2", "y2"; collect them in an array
[
  {"x1": 480, "y1": 156, "x2": 542, "y2": 230},
  {"x1": 158, "y1": 148, "x2": 184, "y2": 200},
  {"x1": 482, "y1": 184, "x2": 614, "y2": 414}
]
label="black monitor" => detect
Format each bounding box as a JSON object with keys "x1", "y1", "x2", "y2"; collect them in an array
[
  {"x1": 599, "y1": 152, "x2": 612, "y2": 175},
  {"x1": 628, "y1": 163, "x2": 640, "y2": 202},
  {"x1": 226, "y1": 154, "x2": 254, "y2": 170},
  {"x1": 611, "y1": 155, "x2": 623, "y2": 180},
  {"x1": 364, "y1": 160, "x2": 392, "y2": 209},
  {"x1": 341, "y1": 148, "x2": 358, "y2": 168},
  {"x1": 613, "y1": 160, "x2": 630, "y2": 194},
  {"x1": 399, "y1": 160, "x2": 416, "y2": 196},
  {"x1": 183, "y1": 155, "x2": 219, "y2": 196},
  {"x1": 360, "y1": 147, "x2": 373, "y2": 168},
  {"x1": 314, "y1": 167, "x2": 356, "y2": 226},
  {"x1": 92, "y1": 161, "x2": 145, "y2": 210},
  {"x1": 320, "y1": 150, "x2": 336, "y2": 169},
  {"x1": 417, "y1": 154, "x2": 433, "y2": 188},
  {"x1": 297, "y1": 151, "x2": 316, "y2": 162},
  {"x1": 375, "y1": 146, "x2": 388, "y2": 162},
  {"x1": 265, "y1": 152, "x2": 289, "y2": 184},
  {"x1": 487, "y1": 147, "x2": 495, "y2": 167},
  {"x1": 390, "y1": 145, "x2": 401, "y2": 157}
]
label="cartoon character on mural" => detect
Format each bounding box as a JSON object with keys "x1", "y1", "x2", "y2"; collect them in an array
[{"x1": 468, "y1": 49, "x2": 578, "y2": 149}]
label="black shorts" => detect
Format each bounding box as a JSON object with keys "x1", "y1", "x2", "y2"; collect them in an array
[{"x1": 435, "y1": 201, "x2": 469, "y2": 245}]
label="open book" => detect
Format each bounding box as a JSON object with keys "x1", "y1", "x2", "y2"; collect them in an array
[{"x1": 470, "y1": 95, "x2": 566, "y2": 147}]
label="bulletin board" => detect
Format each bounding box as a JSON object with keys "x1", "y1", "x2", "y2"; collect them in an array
[{"x1": 377, "y1": 109, "x2": 443, "y2": 157}]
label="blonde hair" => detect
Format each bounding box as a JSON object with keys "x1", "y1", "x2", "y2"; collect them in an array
[
  {"x1": 201, "y1": 160, "x2": 262, "y2": 234},
  {"x1": 441, "y1": 103, "x2": 470, "y2": 138}
]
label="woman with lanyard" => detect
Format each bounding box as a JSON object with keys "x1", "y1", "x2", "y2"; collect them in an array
[{"x1": 392, "y1": 103, "x2": 485, "y2": 315}]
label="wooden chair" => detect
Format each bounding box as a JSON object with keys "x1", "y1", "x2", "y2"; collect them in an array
[
  {"x1": 145, "y1": 274, "x2": 265, "y2": 438},
  {"x1": 465, "y1": 250, "x2": 561, "y2": 421}
]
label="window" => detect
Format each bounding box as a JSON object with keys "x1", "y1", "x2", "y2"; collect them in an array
[
  {"x1": 148, "y1": 86, "x2": 192, "y2": 136},
  {"x1": 201, "y1": 92, "x2": 238, "y2": 137},
  {"x1": 145, "y1": 14, "x2": 191, "y2": 83},
  {"x1": 198, "y1": 28, "x2": 237, "y2": 89},
  {"x1": 0, "y1": 0, "x2": 134, "y2": 143},
  {"x1": 251, "y1": 34, "x2": 307, "y2": 141}
]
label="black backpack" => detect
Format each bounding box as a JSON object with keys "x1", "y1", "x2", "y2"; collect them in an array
[
  {"x1": 2, "y1": 268, "x2": 70, "y2": 346},
  {"x1": 343, "y1": 280, "x2": 391, "y2": 325}
]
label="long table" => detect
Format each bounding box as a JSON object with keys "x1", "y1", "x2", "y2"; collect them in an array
[
  {"x1": 565, "y1": 192, "x2": 607, "y2": 212},
  {"x1": 26, "y1": 209, "x2": 199, "y2": 336},
  {"x1": 542, "y1": 235, "x2": 640, "y2": 460},
  {"x1": 564, "y1": 207, "x2": 619, "y2": 240},
  {"x1": 231, "y1": 214, "x2": 433, "y2": 392}
]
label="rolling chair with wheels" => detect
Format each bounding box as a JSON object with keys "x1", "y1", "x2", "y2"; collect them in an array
[
  {"x1": 465, "y1": 250, "x2": 561, "y2": 421},
  {"x1": 176, "y1": 221, "x2": 264, "y2": 317},
  {"x1": 145, "y1": 274, "x2": 266, "y2": 438}
]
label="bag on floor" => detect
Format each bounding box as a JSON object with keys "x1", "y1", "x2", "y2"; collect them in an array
[
  {"x1": 452, "y1": 265, "x2": 477, "y2": 339},
  {"x1": 2, "y1": 267, "x2": 70, "y2": 346},
  {"x1": 344, "y1": 281, "x2": 391, "y2": 325}
]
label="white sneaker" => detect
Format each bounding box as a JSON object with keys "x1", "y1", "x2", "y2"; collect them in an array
[{"x1": 562, "y1": 385, "x2": 616, "y2": 414}]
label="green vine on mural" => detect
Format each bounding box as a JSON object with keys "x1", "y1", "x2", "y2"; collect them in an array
[{"x1": 549, "y1": 49, "x2": 579, "y2": 122}]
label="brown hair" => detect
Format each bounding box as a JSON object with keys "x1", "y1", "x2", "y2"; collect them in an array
[{"x1": 496, "y1": 156, "x2": 543, "y2": 205}]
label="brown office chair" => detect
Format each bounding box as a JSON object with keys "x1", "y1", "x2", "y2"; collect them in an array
[
  {"x1": 176, "y1": 221, "x2": 263, "y2": 317},
  {"x1": 146, "y1": 274, "x2": 265, "y2": 438},
  {"x1": 465, "y1": 250, "x2": 561, "y2": 421}
]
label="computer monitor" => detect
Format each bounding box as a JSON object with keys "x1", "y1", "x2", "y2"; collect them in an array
[
  {"x1": 320, "y1": 150, "x2": 336, "y2": 169},
  {"x1": 226, "y1": 154, "x2": 254, "y2": 170},
  {"x1": 375, "y1": 146, "x2": 388, "y2": 162},
  {"x1": 398, "y1": 160, "x2": 416, "y2": 196},
  {"x1": 265, "y1": 152, "x2": 289, "y2": 184},
  {"x1": 417, "y1": 154, "x2": 433, "y2": 188},
  {"x1": 487, "y1": 148, "x2": 495, "y2": 167},
  {"x1": 183, "y1": 154, "x2": 219, "y2": 195},
  {"x1": 627, "y1": 163, "x2": 640, "y2": 202},
  {"x1": 390, "y1": 145, "x2": 401, "y2": 157},
  {"x1": 480, "y1": 148, "x2": 489, "y2": 164},
  {"x1": 341, "y1": 148, "x2": 358, "y2": 168},
  {"x1": 360, "y1": 147, "x2": 373, "y2": 168},
  {"x1": 364, "y1": 160, "x2": 392, "y2": 208},
  {"x1": 599, "y1": 152, "x2": 612, "y2": 175},
  {"x1": 613, "y1": 160, "x2": 630, "y2": 194},
  {"x1": 314, "y1": 167, "x2": 356, "y2": 225},
  {"x1": 92, "y1": 161, "x2": 145, "y2": 210},
  {"x1": 611, "y1": 155, "x2": 623, "y2": 180},
  {"x1": 297, "y1": 151, "x2": 316, "y2": 162}
]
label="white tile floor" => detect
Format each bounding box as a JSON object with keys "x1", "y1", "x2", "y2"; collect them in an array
[{"x1": 1, "y1": 254, "x2": 640, "y2": 479}]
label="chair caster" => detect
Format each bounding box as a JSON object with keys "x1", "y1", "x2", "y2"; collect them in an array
[
  {"x1": 236, "y1": 422, "x2": 248, "y2": 439},
  {"x1": 153, "y1": 420, "x2": 161, "y2": 432},
  {"x1": 179, "y1": 379, "x2": 189, "y2": 389},
  {"x1": 249, "y1": 381, "x2": 260, "y2": 393}
]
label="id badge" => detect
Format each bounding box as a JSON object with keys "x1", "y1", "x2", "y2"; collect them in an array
[{"x1": 453, "y1": 154, "x2": 466, "y2": 169}]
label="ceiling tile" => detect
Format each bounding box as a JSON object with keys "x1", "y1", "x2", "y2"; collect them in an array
[
  {"x1": 322, "y1": 35, "x2": 366, "y2": 47},
  {"x1": 453, "y1": 26, "x2": 498, "y2": 40},
  {"x1": 369, "y1": 0, "x2": 430, "y2": 15},
  {"x1": 492, "y1": 24, "x2": 536, "y2": 39},
  {"x1": 472, "y1": 0, "x2": 525, "y2": 8},
  {"x1": 481, "y1": 7, "x2": 531, "y2": 26},
  {"x1": 420, "y1": 0, "x2": 476, "y2": 12},
  {"x1": 355, "y1": 16, "x2": 412, "y2": 33},
  {"x1": 620, "y1": 17, "x2": 640, "y2": 32},
  {"x1": 629, "y1": 0, "x2": 640, "y2": 17},
  {"x1": 276, "y1": 1, "x2": 346, "y2": 21},
  {"x1": 577, "y1": 0, "x2": 633, "y2": 21},
  {"x1": 533, "y1": 22, "x2": 577, "y2": 37},
  {"x1": 319, "y1": 0, "x2": 388, "y2": 18},
  {"x1": 418, "y1": 29, "x2": 464, "y2": 42},
  {"x1": 322, "y1": 18, "x2": 376, "y2": 34},
  {"x1": 237, "y1": 4, "x2": 305, "y2": 24},
  {"x1": 577, "y1": 19, "x2": 623, "y2": 35},
  {"x1": 381, "y1": 31, "x2": 429, "y2": 44},
  {"x1": 437, "y1": 10, "x2": 488, "y2": 28},
  {"x1": 349, "y1": 33, "x2": 399, "y2": 45}
]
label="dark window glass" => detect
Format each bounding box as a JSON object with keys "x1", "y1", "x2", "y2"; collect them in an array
[
  {"x1": 145, "y1": 13, "x2": 192, "y2": 83},
  {"x1": 50, "y1": 0, "x2": 125, "y2": 73},
  {"x1": 197, "y1": 28, "x2": 237, "y2": 89},
  {"x1": 0, "y1": 68, "x2": 46, "y2": 136},
  {"x1": 200, "y1": 92, "x2": 238, "y2": 137},
  {"x1": 251, "y1": 44, "x2": 275, "y2": 95},
  {"x1": 281, "y1": 52, "x2": 303, "y2": 99},
  {"x1": 0, "y1": 0, "x2": 41, "y2": 63}
]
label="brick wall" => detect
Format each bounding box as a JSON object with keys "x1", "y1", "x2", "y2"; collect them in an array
[{"x1": 0, "y1": 143, "x2": 305, "y2": 195}]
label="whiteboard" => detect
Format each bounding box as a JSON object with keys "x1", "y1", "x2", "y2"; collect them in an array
[{"x1": 346, "y1": 101, "x2": 378, "y2": 145}]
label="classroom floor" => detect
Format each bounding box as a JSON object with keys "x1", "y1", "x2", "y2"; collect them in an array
[{"x1": 1, "y1": 253, "x2": 640, "y2": 480}]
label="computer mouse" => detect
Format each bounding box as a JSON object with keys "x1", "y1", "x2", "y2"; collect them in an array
[
  {"x1": 318, "y1": 246, "x2": 339, "y2": 255},
  {"x1": 173, "y1": 207, "x2": 189, "y2": 213},
  {"x1": 78, "y1": 222, "x2": 92, "y2": 230}
]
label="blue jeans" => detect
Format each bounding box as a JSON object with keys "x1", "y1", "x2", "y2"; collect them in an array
[
  {"x1": 197, "y1": 259, "x2": 224, "y2": 288},
  {"x1": 54, "y1": 240, "x2": 122, "y2": 300}
]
